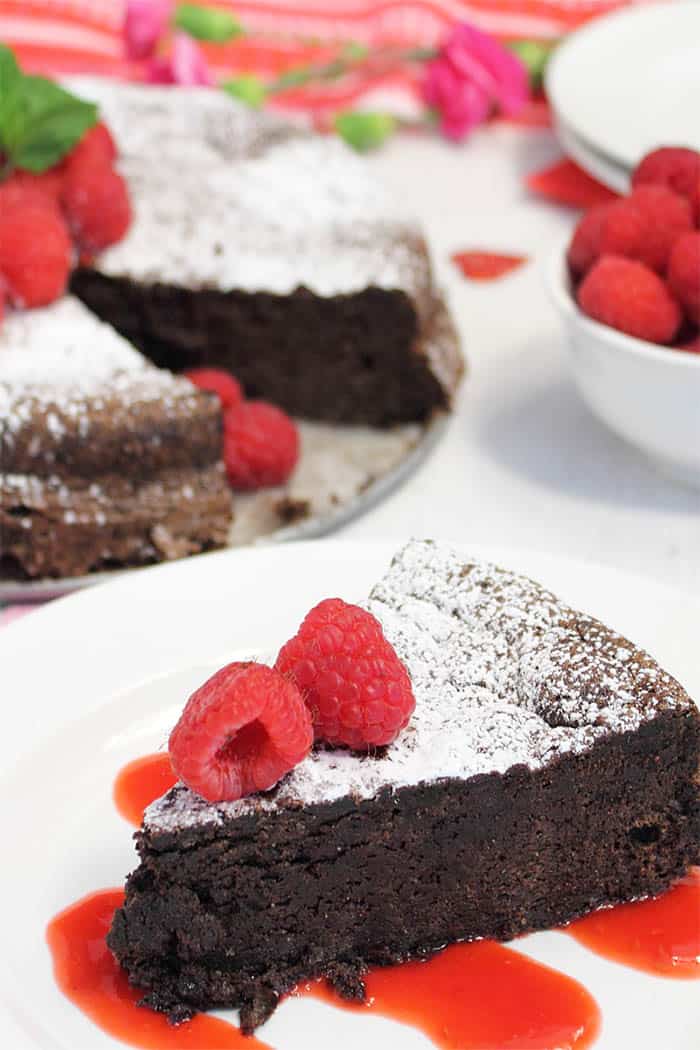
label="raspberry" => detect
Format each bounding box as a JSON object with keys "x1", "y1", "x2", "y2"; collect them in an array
[
  {"x1": 577, "y1": 256, "x2": 681, "y2": 345},
  {"x1": 183, "y1": 368, "x2": 243, "y2": 410},
  {"x1": 66, "y1": 122, "x2": 117, "y2": 172},
  {"x1": 0, "y1": 205, "x2": 72, "y2": 307},
  {"x1": 169, "y1": 661, "x2": 313, "y2": 802},
  {"x1": 632, "y1": 147, "x2": 700, "y2": 200},
  {"x1": 692, "y1": 180, "x2": 700, "y2": 227},
  {"x1": 0, "y1": 170, "x2": 64, "y2": 213},
  {"x1": 628, "y1": 185, "x2": 693, "y2": 272},
  {"x1": 275, "y1": 598, "x2": 416, "y2": 750},
  {"x1": 62, "y1": 165, "x2": 131, "y2": 252},
  {"x1": 567, "y1": 200, "x2": 646, "y2": 278},
  {"x1": 675, "y1": 334, "x2": 700, "y2": 355},
  {"x1": 667, "y1": 232, "x2": 700, "y2": 325},
  {"x1": 223, "y1": 401, "x2": 299, "y2": 490}
]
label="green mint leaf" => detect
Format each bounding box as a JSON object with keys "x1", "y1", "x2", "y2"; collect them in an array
[
  {"x1": 0, "y1": 44, "x2": 23, "y2": 147},
  {"x1": 334, "y1": 111, "x2": 396, "y2": 152},
  {"x1": 0, "y1": 43, "x2": 21, "y2": 102},
  {"x1": 174, "y1": 3, "x2": 243, "y2": 42},
  {"x1": 0, "y1": 52, "x2": 98, "y2": 175},
  {"x1": 507, "y1": 39, "x2": 555, "y2": 91},
  {"x1": 6, "y1": 75, "x2": 97, "y2": 172},
  {"x1": 221, "y1": 75, "x2": 267, "y2": 109}
]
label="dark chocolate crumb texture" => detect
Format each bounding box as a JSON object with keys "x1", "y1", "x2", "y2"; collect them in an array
[{"x1": 108, "y1": 540, "x2": 700, "y2": 1032}]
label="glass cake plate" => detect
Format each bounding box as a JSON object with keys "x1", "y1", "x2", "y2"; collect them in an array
[{"x1": 0, "y1": 413, "x2": 449, "y2": 603}]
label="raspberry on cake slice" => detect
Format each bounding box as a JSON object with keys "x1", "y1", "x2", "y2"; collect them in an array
[
  {"x1": 169, "y1": 662, "x2": 313, "y2": 802},
  {"x1": 108, "y1": 540, "x2": 700, "y2": 1032}
]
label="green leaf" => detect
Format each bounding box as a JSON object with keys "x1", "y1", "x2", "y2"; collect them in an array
[
  {"x1": 174, "y1": 3, "x2": 243, "y2": 42},
  {"x1": 0, "y1": 43, "x2": 21, "y2": 102},
  {"x1": 334, "y1": 111, "x2": 396, "y2": 152},
  {"x1": 0, "y1": 44, "x2": 23, "y2": 145},
  {"x1": 5, "y1": 75, "x2": 97, "y2": 172},
  {"x1": 507, "y1": 39, "x2": 555, "y2": 91},
  {"x1": 221, "y1": 75, "x2": 267, "y2": 109}
]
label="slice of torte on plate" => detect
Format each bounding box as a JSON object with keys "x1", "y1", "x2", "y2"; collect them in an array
[{"x1": 108, "y1": 539, "x2": 700, "y2": 1031}]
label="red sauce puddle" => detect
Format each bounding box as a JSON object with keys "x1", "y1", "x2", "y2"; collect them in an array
[
  {"x1": 565, "y1": 867, "x2": 700, "y2": 978},
  {"x1": 46, "y1": 890, "x2": 599, "y2": 1050},
  {"x1": 43, "y1": 755, "x2": 699, "y2": 1049},
  {"x1": 46, "y1": 889, "x2": 270, "y2": 1049},
  {"x1": 302, "y1": 941, "x2": 600, "y2": 1049},
  {"x1": 113, "y1": 752, "x2": 177, "y2": 826}
]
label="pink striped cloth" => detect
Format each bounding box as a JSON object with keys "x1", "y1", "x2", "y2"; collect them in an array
[{"x1": 0, "y1": 0, "x2": 659, "y2": 116}]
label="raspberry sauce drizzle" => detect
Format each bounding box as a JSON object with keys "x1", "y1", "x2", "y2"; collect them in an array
[
  {"x1": 303, "y1": 941, "x2": 600, "y2": 1050},
  {"x1": 45, "y1": 754, "x2": 697, "y2": 1049},
  {"x1": 113, "y1": 752, "x2": 177, "y2": 826},
  {"x1": 46, "y1": 889, "x2": 600, "y2": 1050},
  {"x1": 46, "y1": 889, "x2": 271, "y2": 1049},
  {"x1": 565, "y1": 868, "x2": 700, "y2": 978}
]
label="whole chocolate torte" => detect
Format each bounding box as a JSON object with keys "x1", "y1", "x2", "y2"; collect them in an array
[
  {"x1": 108, "y1": 540, "x2": 700, "y2": 1031},
  {"x1": 1, "y1": 83, "x2": 463, "y2": 579},
  {"x1": 70, "y1": 82, "x2": 463, "y2": 426}
]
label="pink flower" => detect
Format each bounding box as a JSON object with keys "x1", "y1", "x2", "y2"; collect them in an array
[
  {"x1": 147, "y1": 32, "x2": 214, "y2": 86},
  {"x1": 124, "y1": 0, "x2": 171, "y2": 60},
  {"x1": 422, "y1": 23, "x2": 529, "y2": 142}
]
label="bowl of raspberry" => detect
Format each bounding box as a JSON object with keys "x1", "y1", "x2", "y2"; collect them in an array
[{"x1": 547, "y1": 146, "x2": 700, "y2": 488}]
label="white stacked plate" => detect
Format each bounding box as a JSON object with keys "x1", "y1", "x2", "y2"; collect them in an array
[{"x1": 546, "y1": 1, "x2": 700, "y2": 191}]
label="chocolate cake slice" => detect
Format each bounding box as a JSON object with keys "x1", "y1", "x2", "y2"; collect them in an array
[
  {"x1": 68, "y1": 83, "x2": 463, "y2": 425},
  {"x1": 0, "y1": 298, "x2": 232, "y2": 578},
  {"x1": 108, "y1": 540, "x2": 700, "y2": 1031}
]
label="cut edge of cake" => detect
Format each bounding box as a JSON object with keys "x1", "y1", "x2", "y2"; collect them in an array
[{"x1": 0, "y1": 298, "x2": 233, "y2": 578}]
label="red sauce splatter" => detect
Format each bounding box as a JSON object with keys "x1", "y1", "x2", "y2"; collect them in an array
[
  {"x1": 451, "y1": 250, "x2": 528, "y2": 281},
  {"x1": 113, "y1": 753, "x2": 177, "y2": 826},
  {"x1": 566, "y1": 867, "x2": 700, "y2": 979},
  {"x1": 301, "y1": 940, "x2": 600, "y2": 1050},
  {"x1": 46, "y1": 889, "x2": 271, "y2": 1050}
]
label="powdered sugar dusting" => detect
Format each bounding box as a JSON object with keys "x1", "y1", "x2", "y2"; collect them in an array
[
  {"x1": 0, "y1": 297, "x2": 202, "y2": 451},
  {"x1": 145, "y1": 540, "x2": 689, "y2": 833},
  {"x1": 80, "y1": 82, "x2": 429, "y2": 297}
]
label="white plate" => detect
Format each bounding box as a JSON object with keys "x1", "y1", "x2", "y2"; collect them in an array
[
  {"x1": 546, "y1": 1, "x2": 700, "y2": 168},
  {"x1": 0, "y1": 540, "x2": 698, "y2": 1049}
]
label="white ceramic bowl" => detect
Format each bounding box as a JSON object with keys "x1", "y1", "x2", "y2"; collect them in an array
[{"x1": 546, "y1": 242, "x2": 700, "y2": 487}]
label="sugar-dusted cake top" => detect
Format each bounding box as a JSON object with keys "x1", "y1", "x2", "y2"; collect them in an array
[
  {"x1": 75, "y1": 81, "x2": 430, "y2": 299},
  {"x1": 146, "y1": 539, "x2": 691, "y2": 833},
  {"x1": 0, "y1": 296, "x2": 206, "y2": 464}
]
